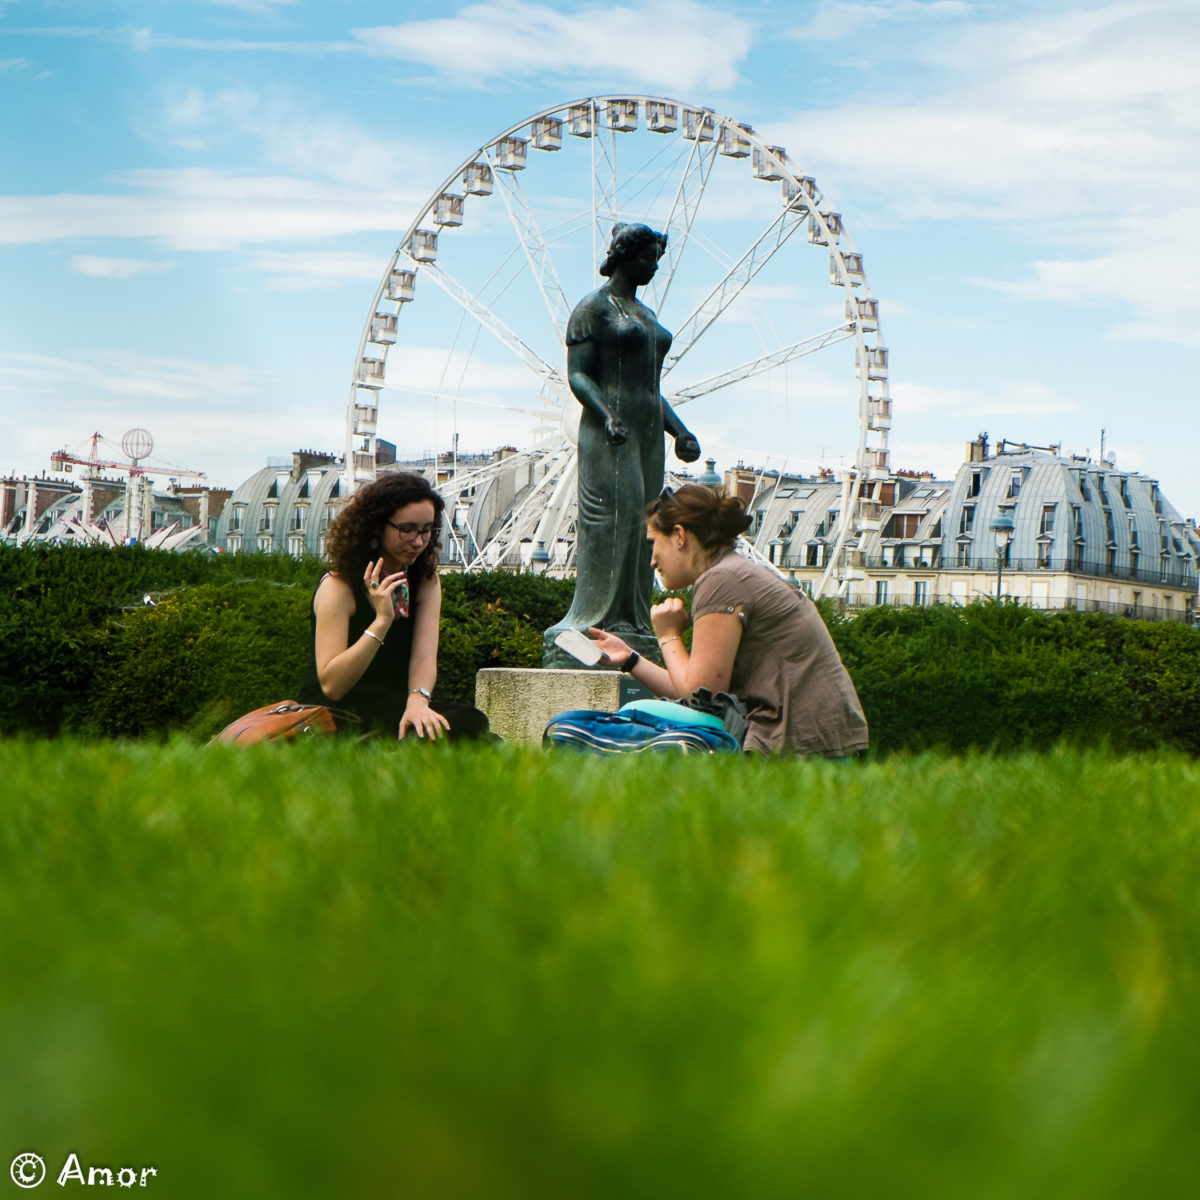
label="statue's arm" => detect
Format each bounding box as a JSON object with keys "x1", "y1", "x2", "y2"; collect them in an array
[
  {"x1": 662, "y1": 396, "x2": 701, "y2": 463},
  {"x1": 568, "y1": 338, "x2": 628, "y2": 445}
]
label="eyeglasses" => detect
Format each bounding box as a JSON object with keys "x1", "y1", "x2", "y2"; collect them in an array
[{"x1": 386, "y1": 521, "x2": 437, "y2": 542}]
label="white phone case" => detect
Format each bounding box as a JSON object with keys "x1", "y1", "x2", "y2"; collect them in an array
[{"x1": 554, "y1": 628, "x2": 606, "y2": 666}]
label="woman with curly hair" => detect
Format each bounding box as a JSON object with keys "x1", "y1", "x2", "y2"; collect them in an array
[
  {"x1": 298, "y1": 471, "x2": 490, "y2": 740},
  {"x1": 586, "y1": 484, "x2": 868, "y2": 758}
]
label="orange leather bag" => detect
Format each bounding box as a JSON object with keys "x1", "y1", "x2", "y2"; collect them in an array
[{"x1": 213, "y1": 700, "x2": 339, "y2": 745}]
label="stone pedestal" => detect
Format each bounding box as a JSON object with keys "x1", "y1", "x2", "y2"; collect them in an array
[{"x1": 475, "y1": 667, "x2": 648, "y2": 746}]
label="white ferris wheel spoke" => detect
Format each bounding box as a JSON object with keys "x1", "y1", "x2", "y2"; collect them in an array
[
  {"x1": 661, "y1": 205, "x2": 809, "y2": 378},
  {"x1": 592, "y1": 113, "x2": 619, "y2": 268},
  {"x1": 529, "y1": 454, "x2": 578, "y2": 561},
  {"x1": 667, "y1": 325, "x2": 857, "y2": 406},
  {"x1": 410, "y1": 255, "x2": 571, "y2": 406},
  {"x1": 645, "y1": 136, "x2": 720, "y2": 314},
  {"x1": 486, "y1": 150, "x2": 573, "y2": 342},
  {"x1": 461, "y1": 449, "x2": 572, "y2": 570}
]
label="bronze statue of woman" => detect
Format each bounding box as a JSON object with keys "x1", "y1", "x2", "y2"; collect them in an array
[{"x1": 545, "y1": 223, "x2": 701, "y2": 662}]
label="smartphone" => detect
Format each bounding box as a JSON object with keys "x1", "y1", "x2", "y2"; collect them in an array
[
  {"x1": 554, "y1": 628, "x2": 607, "y2": 666},
  {"x1": 392, "y1": 571, "x2": 410, "y2": 618}
]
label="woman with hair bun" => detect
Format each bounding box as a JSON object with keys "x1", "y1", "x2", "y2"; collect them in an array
[
  {"x1": 586, "y1": 484, "x2": 869, "y2": 757},
  {"x1": 298, "y1": 470, "x2": 490, "y2": 740}
]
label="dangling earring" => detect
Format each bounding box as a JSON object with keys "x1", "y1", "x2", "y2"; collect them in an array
[{"x1": 369, "y1": 536, "x2": 379, "y2": 550}]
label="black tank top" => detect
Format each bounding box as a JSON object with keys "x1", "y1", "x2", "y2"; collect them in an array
[{"x1": 298, "y1": 571, "x2": 422, "y2": 732}]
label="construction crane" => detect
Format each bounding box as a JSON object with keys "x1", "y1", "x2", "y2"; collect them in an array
[
  {"x1": 50, "y1": 430, "x2": 206, "y2": 480},
  {"x1": 49, "y1": 430, "x2": 206, "y2": 541}
]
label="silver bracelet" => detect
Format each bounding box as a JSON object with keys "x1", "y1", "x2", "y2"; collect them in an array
[
  {"x1": 659, "y1": 635, "x2": 682, "y2": 647},
  {"x1": 363, "y1": 629, "x2": 385, "y2": 647}
]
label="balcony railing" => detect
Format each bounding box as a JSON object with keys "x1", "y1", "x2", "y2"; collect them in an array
[
  {"x1": 840, "y1": 593, "x2": 1193, "y2": 624},
  {"x1": 825, "y1": 553, "x2": 1196, "y2": 589}
]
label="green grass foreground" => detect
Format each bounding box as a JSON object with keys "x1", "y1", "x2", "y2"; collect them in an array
[{"x1": 2, "y1": 742, "x2": 1198, "y2": 1199}]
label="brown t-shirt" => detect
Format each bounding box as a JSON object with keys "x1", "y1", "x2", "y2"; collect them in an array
[{"x1": 691, "y1": 552, "x2": 869, "y2": 756}]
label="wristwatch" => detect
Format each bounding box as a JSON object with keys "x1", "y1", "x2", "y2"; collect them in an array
[
  {"x1": 410, "y1": 687, "x2": 432, "y2": 701},
  {"x1": 620, "y1": 651, "x2": 640, "y2": 673}
]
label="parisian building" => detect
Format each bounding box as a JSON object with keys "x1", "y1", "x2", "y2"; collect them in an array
[{"x1": 737, "y1": 436, "x2": 1200, "y2": 623}]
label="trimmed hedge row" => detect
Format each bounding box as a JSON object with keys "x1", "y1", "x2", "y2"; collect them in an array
[
  {"x1": 0, "y1": 544, "x2": 573, "y2": 739},
  {"x1": 2, "y1": 543, "x2": 1199, "y2": 752},
  {"x1": 832, "y1": 601, "x2": 1200, "y2": 755}
]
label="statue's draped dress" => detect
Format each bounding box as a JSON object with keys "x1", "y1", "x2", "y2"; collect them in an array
[{"x1": 556, "y1": 286, "x2": 673, "y2": 634}]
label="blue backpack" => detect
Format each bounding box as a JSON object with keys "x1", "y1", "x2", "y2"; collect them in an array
[{"x1": 543, "y1": 697, "x2": 743, "y2": 755}]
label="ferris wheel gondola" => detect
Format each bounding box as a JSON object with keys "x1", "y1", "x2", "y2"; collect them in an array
[{"x1": 346, "y1": 95, "x2": 892, "y2": 596}]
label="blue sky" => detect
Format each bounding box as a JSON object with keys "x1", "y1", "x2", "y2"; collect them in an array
[{"x1": 2, "y1": 0, "x2": 1197, "y2": 519}]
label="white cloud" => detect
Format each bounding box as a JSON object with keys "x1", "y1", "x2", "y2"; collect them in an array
[
  {"x1": 787, "y1": 0, "x2": 972, "y2": 42},
  {"x1": 353, "y1": 0, "x2": 753, "y2": 92},
  {"x1": 774, "y1": 2, "x2": 1200, "y2": 216},
  {"x1": 761, "y1": 2, "x2": 1200, "y2": 344},
  {"x1": 206, "y1": 0, "x2": 297, "y2": 11},
  {"x1": 1, "y1": 57, "x2": 32, "y2": 71},
  {"x1": 971, "y1": 208, "x2": 1200, "y2": 346},
  {"x1": 0, "y1": 351, "x2": 264, "y2": 404},
  {"x1": 159, "y1": 85, "x2": 439, "y2": 188},
  {"x1": 69, "y1": 255, "x2": 176, "y2": 279},
  {"x1": 891, "y1": 379, "x2": 1081, "y2": 418},
  {"x1": 245, "y1": 250, "x2": 387, "y2": 290},
  {"x1": 0, "y1": 169, "x2": 419, "y2": 251},
  {"x1": 0, "y1": 351, "x2": 293, "y2": 486}
]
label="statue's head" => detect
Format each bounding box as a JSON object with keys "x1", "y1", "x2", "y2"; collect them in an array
[{"x1": 599, "y1": 223, "x2": 668, "y2": 277}]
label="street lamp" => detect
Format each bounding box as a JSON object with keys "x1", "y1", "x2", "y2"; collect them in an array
[{"x1": 990, "y1": 513, "x2": 1015, "y2": 599}]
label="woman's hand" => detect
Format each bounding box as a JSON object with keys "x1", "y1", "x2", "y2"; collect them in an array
[
  {"x1": 587, "y1": 626, "x2": 634, "y2": 668},
  {"x1": 399, "y1": 692, "x2": 451, "y2": 740},
  {"x1": 651, "y1": 598, "x2": 689, "y2": 640},
  {"x1": 363, "y1": 558, "x2": 407, "y2": 625}
]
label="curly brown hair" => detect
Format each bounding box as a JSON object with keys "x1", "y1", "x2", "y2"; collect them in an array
[{"x1": 325, "y1": 471, "x2": 445, "y2": 583}]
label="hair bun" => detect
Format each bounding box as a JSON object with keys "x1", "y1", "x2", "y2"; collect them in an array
[
  {"x1": 715, "y1": 494, "x2": 754, "y2": 540},
  {"x1": 646, "y1": 483, "x2": 751, "y2": 552}
]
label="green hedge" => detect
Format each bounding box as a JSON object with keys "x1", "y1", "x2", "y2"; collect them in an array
[
  {"x1": 0, "y1": 544, "x2": 571, "y2": 739},
  {"x1": 2, "y1": 543, "x2": 1199, "y2": 752},
  {"x1": 829, "y1": 601, "x2": 1200, "y2": 756}
]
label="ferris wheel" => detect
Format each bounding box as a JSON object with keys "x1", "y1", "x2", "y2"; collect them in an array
[{"x1": 345, "y1": 95, "x2": 891, "y2": 595}]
